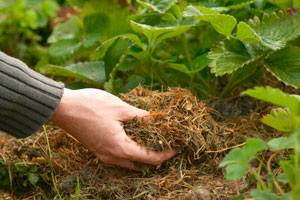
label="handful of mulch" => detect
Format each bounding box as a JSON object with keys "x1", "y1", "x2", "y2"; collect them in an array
[{"x1": 122, "y1": 86, "x2": 221, "y2": 161}]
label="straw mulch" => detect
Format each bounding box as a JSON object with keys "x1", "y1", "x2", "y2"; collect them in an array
[{"x1": 0, "y1": 87, "x2": 280, "y2": 199}]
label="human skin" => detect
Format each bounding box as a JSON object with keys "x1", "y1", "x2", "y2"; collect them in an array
[{"x1": 49, "y1": 88, "x2": 176, "y2": 169}]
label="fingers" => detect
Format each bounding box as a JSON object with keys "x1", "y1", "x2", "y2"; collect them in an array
[
  {"x1": 97, "y1": 154, "x2": 137, "y2": 170},
  {"x1": 122, "y1": 138, "x2": 177, "y2": 166},
  {"x1": 120, "y1": 104, "x2": 150, "y2": 122}
]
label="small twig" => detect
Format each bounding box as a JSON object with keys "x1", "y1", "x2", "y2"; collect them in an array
[
  {"x1": 233, "y1": 180, "x2": 240, "y2": 196},
  {"x1": 267, "y1": 152, "x2": 284, "y2": 195},
  {"x1": 205, "y1": 143, "x2": 246, "y2": 153}
]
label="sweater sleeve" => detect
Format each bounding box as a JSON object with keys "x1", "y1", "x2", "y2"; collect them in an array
[{"x1": 0, "y1": 51, "x2": 64, "y2": 138}]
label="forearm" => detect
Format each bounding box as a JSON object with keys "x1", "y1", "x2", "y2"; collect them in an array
[{"x1": 0, "y1": 51, "x2": 64, "y2": 138}]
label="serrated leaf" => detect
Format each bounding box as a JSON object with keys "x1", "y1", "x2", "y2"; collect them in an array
[
  {"x1": 262, "y1": 108, "x2": 299, "y2": 132},
  {"x1": 130, "y1": 18, "x2": 198, "y2": 50},
  {"x1": 38, "y1": 62, "x2": 106, "y2": 86},
  {"x1": 265, "y1": 47, "x2": 300, "y2": 88},
  {"x1": 183, "y1": 5, "x2": 236, "y2": 38},
  {"x1": 237, "y1": 11, "x2": 300, "y2": 50},
  {"x1": 268, "y1": 137, "x2": 294, "y2": 151},
  {"x1": 250, "y1": 190, "x2": 277, "y2": 200},
  {"x1": 82, "y1": 13, "x2": 109, "y2": 48},
  {"x1": 226, "y1": 0, "x2": 255, "y2": 9},
  {"x1": 241, "y1": 86, "x2": 300, "y2": 116},
  {"x1": 236, "y1": 22, "x2": 260, "y2": 44},
  {"x1": 136, "y1": 0, "x2": 177, "y2": 14},
  {"x1": 47, "y1": 16, "x2": 82, "y2": 43},
  {"x1": 93, "y1": 34, "x2": 143, "y2": 61},
  {"x1": 207, "y1": 38, "x2": 251, "y2": 76}
]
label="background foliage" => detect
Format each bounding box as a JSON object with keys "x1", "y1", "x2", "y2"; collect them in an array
[{"x1": 2, "y1": 0, "x2": 300, "y2": 199}]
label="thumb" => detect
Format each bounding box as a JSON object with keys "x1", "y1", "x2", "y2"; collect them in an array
[{"x1": 119, "y1": 104, "x2": 149, "y2": 122}]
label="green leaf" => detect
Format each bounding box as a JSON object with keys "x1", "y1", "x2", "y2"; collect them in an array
[
  {"x1": 82, "y1": 13, "x2": 109, "y2": 48},
  {"x1": 241, "y1": 86, "x2": 300, "y2": 116},
  {"x1": 219, "y1": 148, "x2": 248, "y2": 181},
  {"x1": 267, "y1": 0, "x2": 292, "y2": 9},
  {"x1": 48, "y1": 39, "x2": 82, "y2": 59},
  {"x1": 236, "y1": 22, "x2": 260, "y2": 44},
  {"x1": 124, "y1": 75, "x2": 145, "y2": 91},
  {"x1": 104, "y1": 37, "x2": 135, "y2": 78},
  {"x1": 226, "y1": 0, "x2": 255, "y2": 9},
  {"x1": 81, "y1": 0, "x2": 131, "y2": 37},
  {"x1": 207, "y1": 38, "x2": 254, "y2": 76},
  {"x1": 27, "y1": 172, "x2": 39, "y2": 186},
  {"x1": 250, "y1": 190, "x2": 277, "y2": 200},
  {"x1": 237, "y1": 11, "x2": 300, "y2": 50},
  {"x1": 264, "y1": 47, "x2": 300, "y2": 88},
  {"x1": 244, "y1": 138, "x2": 267, "y2": 156},
  {"x1": 268, "y1": 137, "x2": 294, "y2": 151},
  {"x1": 103, "y1": 37, "x2": 135, "y2": 93},
  {"x1": 168, "y1": 63, "x2": 191, "y2": 75},
  {"x1": 190, "y1": 52, "x2": 211, "y2": 73},
  {"x1": 277, "y1": 173, "x2": 289, "y2": 183},
  {"x1": 136, "y1": 0, "x2": 178, "y2": 14},
  {"x1": 291, "y1": 184, "x2": 300, "y2": 200},
  {"x1": 93, "y1": 34, "x2": 144, "y2": 61},
  {"x1": 280, "y1": 160, "x2": 297, "y2": 187},
  {"x1": 219, "y1": 148, "x2": 246, "y2": 167},
  {"x1": 225, "y1": 163, "x2": 247, "y2": 181},
  {"x1": 220, "y1": 138, "x2": 267, "y2": 181},
  {"x1": 38, "y1": 62, "x2": 106, "y2": 86},
  {"x1": 183, "y1": 5, "x2": 237, "y2": 38},
  {"x1": 130, "y1": 18, "x2": 198, "y2": 51},
  {"x1": 118, "y1": 57, "x2": 139, "y2": 72},
  {"x1": 262, "y1": 108, "x2": 299, "y2": 132}
]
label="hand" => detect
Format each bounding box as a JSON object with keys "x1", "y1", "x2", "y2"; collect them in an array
[{"x1": 49, "y1": 88, "x2": 176, "y2": 169}]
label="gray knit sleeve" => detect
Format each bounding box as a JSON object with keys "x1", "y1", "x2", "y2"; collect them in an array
[{"x1": 0, "y1": 51, "x2": 64, "y2": 138}]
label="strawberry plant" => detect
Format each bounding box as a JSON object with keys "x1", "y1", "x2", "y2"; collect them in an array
[
  {"x1": 37, "y1": 0, "x2": 300, "y2": 97},
  {"x1": 220, "y1": 86, "x2": 300, "y2": 199},
  {"x1": 0, "y1": 0, "x2": 59, "y2": 65}
]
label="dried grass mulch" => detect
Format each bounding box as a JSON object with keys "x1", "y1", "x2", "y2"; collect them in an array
[{"x1": 0, "y1": 86, "x2": 280, "y2": 199}]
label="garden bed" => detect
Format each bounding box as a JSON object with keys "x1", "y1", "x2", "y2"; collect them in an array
[{"x1": 0, "y1": 86, "x2": 280, "y2": 199}]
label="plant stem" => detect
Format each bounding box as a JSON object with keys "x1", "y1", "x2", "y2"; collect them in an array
[
  {"x1": 295, "y1": 149, "x2": 299, "y2": 184},
  {"x1": 43, "y1": 126, "x2": 63, "y2": 200},
  {"x1": 248, "y1": 166, "x2": 268, "y2": 191},
  {"x1": 220, "y1": 66, "x2": 258, "y2": 98},
  {"x1": 189, "y1": 74, "x2": 195, "y2": 91},
  {"x1": 196, "y1": 73, "x2": 212, "y2": 91},
  {"x1": 183, "y1": 35, "x2": 192, "y2": 69}
]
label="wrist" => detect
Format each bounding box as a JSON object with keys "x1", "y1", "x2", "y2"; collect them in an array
[{"x1": 49, "y1": 88, "x2": 72, "y2": 123}]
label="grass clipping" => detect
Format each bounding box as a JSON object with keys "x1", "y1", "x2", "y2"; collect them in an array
[{"x1": 122, "y1": 86, "x2": 219, "y2": 163}]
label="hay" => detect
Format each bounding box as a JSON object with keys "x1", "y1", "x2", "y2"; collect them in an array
[
  {"x1": 122, "y1": 86, "x2": 221, "y2": 160},
  {"x1": 0, "y1": 87, "x2": 280, "y2": 199}
]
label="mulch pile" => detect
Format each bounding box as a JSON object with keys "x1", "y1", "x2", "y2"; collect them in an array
[{"x1": 0, "y1": 86, "x2": 280, "y2": 199}]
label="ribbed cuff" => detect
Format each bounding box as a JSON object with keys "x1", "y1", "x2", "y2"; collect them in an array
[{"x1": 0, "y1": 51, "x2": 64, "y2": 138}]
